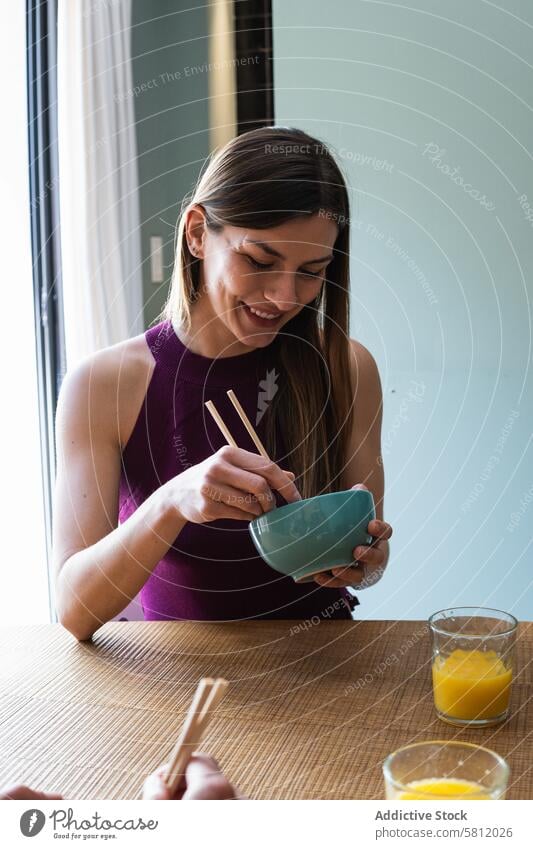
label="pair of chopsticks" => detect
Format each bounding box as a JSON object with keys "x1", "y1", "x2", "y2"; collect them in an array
[
  {"x1": 164, "y1": 677, "x2": 228, "y2": 796},
  {"x1": 206, "y1": 388, "x2": 270, "y2": 460},
  {"x1": 205, "y1": 389, "x2": 294, "y2": 501}
]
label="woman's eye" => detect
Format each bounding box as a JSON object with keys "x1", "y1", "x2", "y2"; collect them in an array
[
  {"x1": 300, "y1": 269, "x2": 324, "y2": 279},
  {"x1": 243, "y1": 252, "x2": 325, "y2": 277},
  {"x1": 246, "y1": 255, "x2": 273, "y2": 270}
]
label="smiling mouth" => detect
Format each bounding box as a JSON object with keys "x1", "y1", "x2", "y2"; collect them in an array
[{"x1": 239, "y1": 301, "x2": 286, "y2": 324}]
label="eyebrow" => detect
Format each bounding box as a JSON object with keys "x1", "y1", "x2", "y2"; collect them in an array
[{"x1": 244, "y1": 239, "x2": 334, "y2": 265}]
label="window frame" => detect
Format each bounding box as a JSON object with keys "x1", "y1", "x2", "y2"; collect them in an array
[{"x1": 26, "y1": 0, "x2": 66, "y2": 620}]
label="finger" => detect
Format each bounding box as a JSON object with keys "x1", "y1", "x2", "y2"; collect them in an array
[
  {"x1": 187, "y1": 752, "x2": 222, "y2": 773},
  {"x1": 0, "y1": 785, "x2": 62, "y2": 800},
  {"x1": 313, "y1": 570, "x2": 356, "y2": 589},
  {"x1": 1, "y1": 785, "x2": 31, "y2": 800},
  {"x1": 0, "y1": 784, "x2": 29, "y2": 800},
  {"x1": 142, "y1": 771, "x2": 171, "y2": 800},
  {"x1": 331, "y1": 564, "x2": 366, "y2": 583},
  {"x1": 219, "y1": 447, "x2": 302, "y2": 503},
  {"x1": 256, "y1": 459, "x2": 302, "y2": 502},
  {"x1": 183, "y1": 753, "x2": 236, "y2": 800},
  {"x1": 351, "y1": 483, "x2": 369, "y2": 491},
  {"x1": 352, "y1": 545, "x2": 385, "y2": 567},
  {"x1": 215, "y1": 465, "x2": 276, "y2": 512},
  {"x1": 221, "y1": 504, "x2": 264, "y2": 522},
  {"x1": 205, "y1": 481, "x2": 265, "y2": 517},
  {"x1": 153, "y1": 763, "x2": 186, "y2": 800},
  {"x1": 367, "y1": 519, "x2": 393, "y2": 540}
]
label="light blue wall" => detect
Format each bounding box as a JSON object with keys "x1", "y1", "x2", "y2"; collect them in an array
[{"x1": 273, "y1": 0, "x2": 533, "y2": 619}]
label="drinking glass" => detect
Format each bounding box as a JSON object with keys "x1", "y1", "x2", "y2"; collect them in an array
[
  {"x1": 383, "y1": 740, "x2": 510, "y2": 800},
  {"x1": 428, "y1": 607, "x2": 517, "y2": 727}
]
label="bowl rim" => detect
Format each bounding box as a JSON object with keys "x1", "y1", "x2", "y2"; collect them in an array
[{"x1": 248, "y1": 487, "x2": 374, "y2": 526}]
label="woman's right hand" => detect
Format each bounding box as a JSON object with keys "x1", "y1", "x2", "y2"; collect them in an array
[{"x1": 164, "y1": 445, "x2": 302, "y2": 524}]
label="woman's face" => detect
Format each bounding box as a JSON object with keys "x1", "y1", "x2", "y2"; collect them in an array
[{"x1": 185, "y1": 206, "x2": 339, "y2": 353}]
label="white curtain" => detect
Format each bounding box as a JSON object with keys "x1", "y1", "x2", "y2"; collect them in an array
[{"x1": 58, "y1": 0, "x2": 144, "y2": 366}]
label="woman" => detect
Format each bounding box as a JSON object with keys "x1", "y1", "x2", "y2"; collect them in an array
[{"x1": 54, "y1": 126, "x2": 392, "y2": 640}]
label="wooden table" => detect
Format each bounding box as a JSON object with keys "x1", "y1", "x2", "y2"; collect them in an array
[{"x1": 0, "y1": 620, "x2": 531, "y2": 799}]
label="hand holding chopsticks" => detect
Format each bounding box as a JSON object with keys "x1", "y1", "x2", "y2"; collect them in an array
[
  {"x1": 160, "y1": 387, "x2": 301, "y2": 525},
  {"x1": 205, "y1": 388, "x2": 299, "y2": 506},
  {"x1": 164, "y1": 677, "x2": 229, "y2": 796}
]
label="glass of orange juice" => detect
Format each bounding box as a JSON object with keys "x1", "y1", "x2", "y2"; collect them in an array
[
  {"x1": 429, "y1": 607, "x2": 517, "y2": 727},
  {"x1": 383, "y1": 741, "x2": 510, "y2": 800}
]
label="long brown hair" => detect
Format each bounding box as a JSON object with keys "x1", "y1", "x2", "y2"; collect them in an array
[{"x1": 163, "y1": 126, "x2": 355, "y2": 499}]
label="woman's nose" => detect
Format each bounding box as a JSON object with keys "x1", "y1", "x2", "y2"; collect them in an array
[{"x1": 264, "y1": 273, "x2": 298, "y2": 311}]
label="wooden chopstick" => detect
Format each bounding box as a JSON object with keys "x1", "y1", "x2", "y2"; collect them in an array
[
  {"x1": 226, "y1": 389, "x2": 270, "y2": 459},
  {"x1": 197, "y1": 678, "x2": 229, "y2": 727},
  {"x1": 164, "y1": 678, "x2": 214, "y2": 791},
  {"x1": 164, "y1": 677, "x2": 228, "y2": 796},
  {"x1": 205, "y1": 400, "x2": 238, "y2": 448}
]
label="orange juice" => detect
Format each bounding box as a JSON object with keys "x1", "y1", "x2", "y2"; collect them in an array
[
  {"x1": 432, "y1": 649, "x2": 512, "y2": 721},
  {"x1": 399, "y1": 778, "x2": 490, "y2": 800}
]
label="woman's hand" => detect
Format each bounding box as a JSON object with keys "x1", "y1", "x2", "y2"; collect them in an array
[
  {"x1": 142, "y1": 753, "x2": 244, "y2": 800},
  {"x1": 164, "y1": 445, "x2": 301, "y2": 524},
  {"x1": 314, "y1": 484, "x2": 393, "y2": 589}
]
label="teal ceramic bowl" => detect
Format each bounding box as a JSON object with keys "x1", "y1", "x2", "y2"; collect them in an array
[{"x1": 248, "y1": 489, "x2": 376, "y2": 583}]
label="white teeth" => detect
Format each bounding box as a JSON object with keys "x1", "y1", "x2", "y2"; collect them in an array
[{"x1": 247, "y1": 305, "x2": 280, "y2": 320}]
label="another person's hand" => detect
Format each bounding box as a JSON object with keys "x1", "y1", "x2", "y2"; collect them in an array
[
  {"x1": 163, "y1": 445, "x2": 301, "y2": 524},
  {"x1": 314, "y1": 484, "x2": 393, "y2": 589},
  {"x1": 0, "y1": 784, "x2": 63, "y2": 800},
  {"x1": 142, "y1": 753, "x2": 242, "y2": 800}
]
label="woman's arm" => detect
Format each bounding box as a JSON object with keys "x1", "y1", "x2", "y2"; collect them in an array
[{"x1": 53, "y1": 347, "x2": 187, "y2": 641}]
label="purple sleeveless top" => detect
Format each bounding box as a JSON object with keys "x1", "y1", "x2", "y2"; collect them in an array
[{"x1": 118, "y1": 320, "x2": 357, "y2": 621}]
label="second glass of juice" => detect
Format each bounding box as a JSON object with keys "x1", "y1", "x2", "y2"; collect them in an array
[
  {"x1": 383, "y1": 741, "x2": 510, "y2": 799},
  {"x1": 429, "y1": 607, "x2": 517, "y2": 727}
]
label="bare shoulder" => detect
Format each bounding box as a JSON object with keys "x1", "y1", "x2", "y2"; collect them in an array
[
  {"x1": 56, "y1": 332, "x2": 155, "y2": 449},
  {"x1": 348, "y1": 338, "x2": 382, "y2": 403}
]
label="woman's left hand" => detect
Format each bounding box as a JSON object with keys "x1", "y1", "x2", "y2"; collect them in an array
[{"x1": 314, "y1": 485, "x2": 393, "y2": 589}]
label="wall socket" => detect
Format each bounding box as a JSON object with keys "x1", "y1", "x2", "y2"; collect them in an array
[{"x1": 149, "y1": 235, "x2": 164, "y2": 283}]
